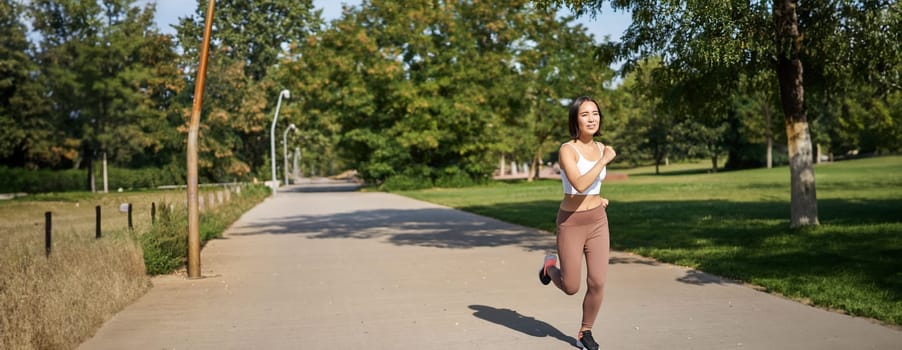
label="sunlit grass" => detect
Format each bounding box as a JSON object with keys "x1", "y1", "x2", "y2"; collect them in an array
[{"x1": 401, "y1": 156, "x2": 902, "y2": 325}]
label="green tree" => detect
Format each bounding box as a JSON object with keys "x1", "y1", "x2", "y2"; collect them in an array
[
  {"x1": 803, "y1": 2, "x2": 902, "y2": 158},
  {"x1": 616, "y1": 57, "x2": 677, "y2": 173},
  {"x1": 0, "y1": 0, "x2": 55, "y2": 168},
  {"x1": 516, "y1": 9, "x2": 613, "y2": 181},
  {"x1": 127, "y1": 24, "x2": 186, "y2": 172},
  {"x1": 280, "y1": 1, "x2": 624, "y2": 186},
  {"x1": 537, "y1": 0, "x2": 901, "y2": 226},
  {"x1": 177, "y1": 0, "x2": 320, "y2": 82},
  {"x1": 284, "y1": 0, "x2": 529, "y2": 185},
  {"x1": 728, "y1": 71, "x2": 783, "y2": 169},
  {"x1": 276, "y1": 14, "x2": 352, "y2": 179},
  {"x1": 29, "y1": 0, "x2": 179, "y2": 189},
  {"x1": 425, "y1": 0, "x2": 540, "y2": 182},
  {"x1": 174, "y1": 0, "x2": 320, "y2": 181},
  {"x1": 28, "y1": 0, "x2": 101, "y2": 174}
]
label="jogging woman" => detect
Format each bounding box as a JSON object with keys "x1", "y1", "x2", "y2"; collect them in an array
[{"x1": 539, "y1": 96, "x2": 616, "y2": 350}]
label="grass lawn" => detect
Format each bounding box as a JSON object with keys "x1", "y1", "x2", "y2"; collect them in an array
[{"x1": 399, "y1": 156, "x2": 902, "y2": 326}]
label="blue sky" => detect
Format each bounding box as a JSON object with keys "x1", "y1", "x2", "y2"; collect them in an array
[{"x1": 143, "y1": 0, "x2": 632, "y2": 43}]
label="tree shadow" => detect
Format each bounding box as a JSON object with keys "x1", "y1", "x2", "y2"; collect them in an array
[
  {"x1": 628, "y1": 167, "x2": 722, "y2": 177},
  {"x1": 229, "y1": 194, "x2": 901, "y2": 300},
  {"x1": 229, "y1": 206, "x2": 555, "y2": 252},
  {"x1": 463, "y1": 197, "x2": 901, "y2": 298},
  {"x1": 468, "y1": 305, "x2": 577, "y2": 347},
  {"x1": 676, "y1": 269, "x2": 741, "y2": 286},
  {"x1": 609, "y1": 253, "x2": 740, "y2": 286},
  {"x1": 280, "y1": 182, "x2": 361, "y2": 193},
  {"x1": 607, "y1": 198, "x2": 902, "y2": 297},
  {"x1": 609, "y1": 255, "x2": 660, "y2": 266}
]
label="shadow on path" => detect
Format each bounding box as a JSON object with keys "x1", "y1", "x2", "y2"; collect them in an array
[
  {"x1": 232, "y1": 207, "x2": 555, "y2": 252},
  {"x1": 469, "y1": 305, "x2": 577, "y2": 347},
  {"x1": 609, "y1": 255, "x2": 740, "y2": 286},
  {"x1": 676, "y1": 269, "x2": 741, "y2": 286},
  {"x1": 280, "y1": 182, "x2": 361, "y2": 193},
  {"x1": 609, "y1": 255, "x2": 660, "y2": 266}
]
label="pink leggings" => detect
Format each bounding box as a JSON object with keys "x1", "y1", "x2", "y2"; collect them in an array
[{"x1": 550, "y1": 205, "x2": 610, "y2": 329}]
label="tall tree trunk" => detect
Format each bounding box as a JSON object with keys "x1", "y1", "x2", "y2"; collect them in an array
[
  {"x1": 764, "y1": 103, "x2": 773, "y2": 168},
  {"x1": 533, "y1": 154, "x2": 541, "y2": 179},
  {"x1": 711, "y1": 154, "x2": 718, "y2": 173},
  {"x1": 774, "y1": 0, "x2": 818, "y2": 227},
  {"x1": 86, "y1": 156, "x2": 95, "y2": 192},
  {"x1": 527, "y1": 150, "x2": 541, "y2": 182},
  {"x1": 102, "y1": 152, "x2": 109, "y2": 193},
  {"x1": 654, "y1": 142, "x2": 661, "y2": 175}
]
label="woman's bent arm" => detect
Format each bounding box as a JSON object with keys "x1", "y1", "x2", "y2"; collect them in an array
[{"x1": 559, "y1": 144, "x2": 606, "y2": 193}]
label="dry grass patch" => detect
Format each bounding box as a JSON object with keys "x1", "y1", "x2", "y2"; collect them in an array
[
  {"x1": 0, "y1": 228, "x2": 149, "y2": 349},
  {"x1": 0, "y1": 186, "x2": 269, "y2": 349},
  {"x1": 0, "y1": 190, "x2": 189, "y2": 240}
]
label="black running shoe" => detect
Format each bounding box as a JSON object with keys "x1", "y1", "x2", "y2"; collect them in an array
[
  {"x1": 538, "y1": 254, "x2": 556, "y2": 285},
  {"x1": 577, "y1": 330, "x2": 599, "y2": 350}
]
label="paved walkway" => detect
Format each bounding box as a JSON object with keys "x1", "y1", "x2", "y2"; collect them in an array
[{"x1": 80, "y1": 180, "x2": 901, "y2": 349}]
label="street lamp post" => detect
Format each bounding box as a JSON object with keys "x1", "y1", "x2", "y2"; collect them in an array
[
  {"x1": 283, "y1": 123, "x2": 296, "y2": 186},
  {"x1": 270, "y1": 89, "x2": 290, "y2": 196},
  {"x1": 186, "y1": 0, "x2": 216, "y2": 279}
]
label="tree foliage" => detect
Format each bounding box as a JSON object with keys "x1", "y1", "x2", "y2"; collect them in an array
[
  {"x1": 2, "y1": 0, "x2": 899, "y2": 197},
  {"x1": 0, "y1": 0, "x2": 53, "y2": 167},
  {"x1": 23, "y1": 0, "x2": 181, "y2": 189},
  {"x1": 277, "y1": 0, "x2": 615, "y2": 186},
  {"x1": 515, "y1": 10, "x2": 613, "y2": 180},
  {"x1": 538, "y1": 0, "x2": 900, "y2": 226},
  {"x1": 173, "y1": 0, "x2": 320, "y2": 181}
]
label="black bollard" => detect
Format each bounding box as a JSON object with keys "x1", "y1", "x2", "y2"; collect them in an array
[
  {"x1": 45, "y1": 212, "x2": 52, "y2": 257},
  {"x1": 96, "y1": 205, "x2": 101, "y2": 239},
  {"x1": 151, "y1": 202, "x2": 156, "y2": 225},
  {"x1": 127, "y1": 203, "x2": 133, "y2": 231}
]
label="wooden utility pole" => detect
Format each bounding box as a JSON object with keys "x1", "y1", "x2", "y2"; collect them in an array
[{"x1": 186, "y1": 0, "x2": 216, "y2": 279}]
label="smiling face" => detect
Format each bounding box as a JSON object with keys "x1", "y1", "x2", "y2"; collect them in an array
[
  {"x1": 577, "y1": 101, "x2": 600, "y2": 137},
  {"x1": 568, "y1": 97, "x2": 602, "y2": 139}
]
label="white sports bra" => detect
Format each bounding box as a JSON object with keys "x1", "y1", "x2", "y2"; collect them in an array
[{"x1": 561, "y1": 142, "x2": 606, "y2": 195}]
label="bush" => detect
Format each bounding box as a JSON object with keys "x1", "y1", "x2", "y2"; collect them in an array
[
  {"x1": 0, "y1": 167, "x2": 81, "y2": 193},
  {"x1": 726, "y1": 144, "x2": 789, "y2": 170},
  {"x1": 380, "y1": 174, "x2": 433, "y2": 191},
  {"x1": 434, "y1": 166, "x2": 482, "y2": 188},
  {"x1": 106, "y1": 166, "x2": 185, "y2": 190},
  {"x1": 138, "y1": 185, "x2": 269, "y2": 275},
  {"x1": 380, "y1": 166, "x2": 486, "y2": 191},
  {"x1": 140, "y1": 202, "x2": 188, "y2": 275}
]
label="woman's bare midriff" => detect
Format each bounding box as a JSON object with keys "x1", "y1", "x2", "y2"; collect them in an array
[{"x1": 560, "y1": 194, "x2": 603, "y2": 212}]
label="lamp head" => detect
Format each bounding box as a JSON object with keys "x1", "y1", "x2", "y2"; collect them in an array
[
  {"x1": 280, "y1": 90, "x2": 290, "y2": 99},
  {"x1": 289, "y1": 123, "x2": 296, "y2": 130}
]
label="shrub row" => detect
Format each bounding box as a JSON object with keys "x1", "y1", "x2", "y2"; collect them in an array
[
  {"x1": 0, "y1": 166, "x2": 186, "y2": 194},
  {"x1": 379, "y1": 166, "x2": 486, "y2": 191}
]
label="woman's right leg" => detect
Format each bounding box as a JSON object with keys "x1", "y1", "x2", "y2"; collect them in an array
[{"x1": 580, "y1": 208, "x2": 610, "y2": 330}]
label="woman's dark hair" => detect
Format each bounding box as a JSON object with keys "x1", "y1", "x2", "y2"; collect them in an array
[{"x1": 568, "y1": 96, "x2": 602, "y2": 139}]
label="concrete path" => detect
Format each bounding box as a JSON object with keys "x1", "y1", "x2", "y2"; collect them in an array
[{"x1": 80, "y1": 180, "x2": 902, "y2": 349}]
